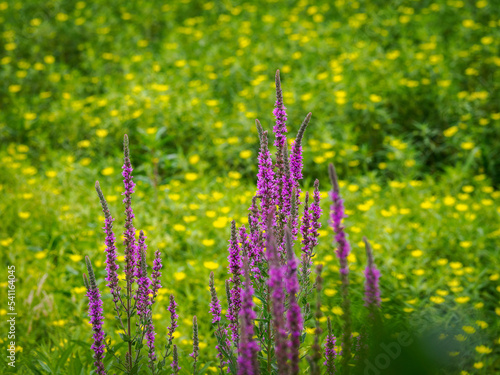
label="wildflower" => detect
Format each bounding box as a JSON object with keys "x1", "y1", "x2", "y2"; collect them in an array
[
  {"x1": 171, "y1": 345, "x2": 181, "y2": 374},
  {"x1": 167, "y1": 295, "x2": 178, "y2": 347},
  {"x1": 95, "y1": 181, "x2": 121, "y2": 304},
  {"x1": 209, "y1": 272, "x2": 221, "y2": 323},
  {"x1": 324, "y1": 317, "x2": 337, "y2": 375},
  {"x1": 285, "y1": 227, "x2": 302, "y2": 375},
  {"x1": 329, "y1": 162, "x2": 353, "y2": 372},
  {"x1": 150, "y1": 250, "x2": 162, "y2": 303},
  {"x1": 190, "y1": 316, "x2": 199, "y2": 373},
  {"x1": 122, "y1": 135, "x2": 138, "y2": 282},
  {"x1": 237, "y1": 256, "x2": 260, "y2": 374},
  {"x1": 84, "y1": 257, "x2": 106, "y2": 375},
  {"x1": 226, "y1": 220, "x2": 242, "y2": 345},
  {"x1": 266, "y1": 212, "x2": 289, "y2": 372},
  {"x1": 363, "y1": 237, "x2": 381, "y2": 318},
  {"x1": 255, "y1": 122, "x2": 276, "y2": 225}
]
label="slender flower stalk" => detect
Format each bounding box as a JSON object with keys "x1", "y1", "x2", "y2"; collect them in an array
[
  {"x1": 209, "y1": 272, "x2": 222, "y2": 323},
  {"x1": 167, "y1": 295, "x2": 178, "y2": 347},
  {"x1": 135, "y1": 232, "x2": 151, "y2": 318},
  {"x1": 191, "y1": 316, "x2": 199, "y2": 374},
  {"x1": 227, "y1": 220, "x2": 242, "y2": 346},
  {"x1": 209, "y1": 273, "x2": 231, "y2": 372},
  {"x1": 307, "y1": 264, "x2": 324, "y2": 375},
  {"x1": 363, "y1": 237, "x2": 381, "y2": 319},
  {"x1": 324, "y1": 317, "x2": 337, "y2": 375},
  {"x1": 273, "y1": 70, "x2": 288, "y2": 179},
  {"x1": 171, "y1": 345, "x2": 180, "y2": 375},
  {"x1": 95, "y1": 181, "x2": 121, "y2": 305},
  {"x1": 256, "y1": 125, "x2": 276, "y2": 226},
  {"x1": 329, "y1": 163, "x2": 352, "y2": 375},
  {"x1": 247, "y1": 196, "x2": 263, "y2": 275},
  {"x1": 122, "y1": 134, "x2": 138, "y2": 282},
  {"x1": 284, "y1": 227, "x2": 302, "y2": 375},
  {"x1": 84, "y1": 256, "x2": 107, "y2": 375},
  {"x1": 150, "y1": 249, "x2": 162, "y2": 304},
  {"x1": 290, "y1": 112, "x2": 312, "y2": 221},
  {"x1": 266, "y1": 213, "x2": 289, "y2": 373},
  {"x1": 237, "y1": 256, "x2": 260, "y2": 375}
]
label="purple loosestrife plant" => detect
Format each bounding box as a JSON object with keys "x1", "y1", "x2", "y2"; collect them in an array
[
  {"x1": 255, "y1": 123, "x2": 276, "y2": 227},
  {"x1": 363, "y1": 237, "x2": 381, "y2": 319},
  {"x1": 324, "y1": 317, "x2": 337, "y2": 375},
  {"x1": 237, "y1": 257, "x2": 260, "y2": 375},
  {"x1": 284, "y1": 227, "x2": 302, "y2": 375},
  {"x1": 84, "y1": 256, "x2": 107, "y2": 375},
  {"x1": 329, "y1": 163, "x2": 353, "y2": 375},
  {"x1": 85, "y1": 135, "x2": 176, "y2": 375},
  {"x1": 191, "y1": 316, "x2": 199, "y2": 374},
  {"x1": 227, "y1": 220, "x2": 242, "y2": 346}
]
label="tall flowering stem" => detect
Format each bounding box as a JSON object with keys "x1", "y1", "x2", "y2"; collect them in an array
[
  {"x1": 84, "y1": 256, "x2": 107, "y2": 375},
  {"x1": 307, "y1": 264, "x2": 324, "y2": 375},
  {"x1": 299, "y1": 180, "x2": 322, "y2": 305},
  {"x1": 329, "y1": 163, "x2": 352, "y2": 375},
  {"x1": 289, "y1": 112, "x2": 312, "y2": 235},
  {"x1": 284, "y1": 227, "x2": 302, "y2": 375},
  {"x1": 95, "y1": 181, "x2": 122, "y2": 313},
  {"x1": 266, "y1": 213, "x2": 289, "y2": 373},
  {"x1": 191, "y1": 316, "x2": 199, "y2": 374},
  {"x1": 324, "y1": 317, "x2": 337, "y2": 375},
  {"x1": 237, "y1": 256, "x2": 260, "y2": 375},
  {"x1": 273, "y1": 70, "x2": 288, "y2": 183},
  {"x1": 150, "y1": 250, "x2": 162, "y2": 304},
  {"x1": 256, "y1": 124, "x2": 276, "y2": 227},
  {"x1": 363, "y1": 237, "x2": 381, "y2": 320},
  {"x1": 171, "y1": 345, "x2": 180, "y2": 375},
  {"x1": 227, "y1": 220, "x2": 242, "y2": 346},
  {"x1": 122, "y1": 134, "x2": 137, "y2": 370}
]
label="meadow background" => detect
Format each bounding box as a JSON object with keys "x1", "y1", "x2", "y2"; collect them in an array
[{"x1": 1, "y1": 0, "x2": 499, "y2": 373}]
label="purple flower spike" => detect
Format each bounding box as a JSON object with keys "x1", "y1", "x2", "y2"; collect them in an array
[
  {"x1": 135, "y1": 232, "x2": 152, "y2": 318},
  {"x1": 95, "y1": 181, "x2": 121, "y2": 304},
  {"x1": 284, "y1": 227, "x2": 302, "y2": 375},
  {"x1": 237, "y1": 256, "x2": 260, "y2": 375},
  {"x1": 290, "y1": 112, "x2": 312, "y2": 218},
  {"x1": 167, "y1": 295, "x2": 178, "y2": 346},
  {"x1": 209, "y1": 272, "x2": 222, "y2": 323},
  {"x1": 256, "y1": 123, "x2": 276, "y2": 226},
  {"x1": 328, "y1": 162, "x2": 353, "y2": 372},
  {"x1": 150, "y1": 249, "x2": 162, "y2": 304},
  {"x1": 273, "y1": 70, "x2": 288, "y2": 175},
  {"x1": 324, "y1": 317, "x2": 337, "y2": 374},
  {"x1": 266, "y1": 211, "x2": 289, "y2": 373},
  {"x1": 227, "y1": 220, "x2": 242, "y2": 346},
  {"x1": 171, "y1": 345, "x2": 181, "y2": 375},
  {"x1": 122, "y1": 134, "x2": 139, "y2": 283},
  {"x1": 84, "y1": 256, "x2": 107, "y2": 375},
  {"x1": 363, "y1": 237, "x2": 381, "y2": 316}
]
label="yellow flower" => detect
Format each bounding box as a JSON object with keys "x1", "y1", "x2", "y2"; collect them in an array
[
  {"x1": 174, "y1": 272, "x2": 186, "y2": 281},
  {"x1": 189, "y1": 155, "x2": 200, "y2": 164},
  {"x1": 19, "y1": 212, "x2": 30, "y2": 219},
  {"x1": 46, "y1": 171, "x2": 57, "y2": 178},
  {"x1": 411, "y1": 250, "x2": 423, "y2": 257},
  {"x1": 324, "y1": 289, "x2": 337, "y2": 297},
  {"x1": 460, "y1": 142, "x2": 475, "y2": 150},
  {"x1": 78, "y1": 140, "x2": 91, "y2": 148},
  {"x1": 331, "y1": 306, "x2": 343, "y2": 315},
  {"x1": 443, "y1": 126, "x2": 458, "y2": 137},
  {"x1": 369, "y1": 94, "x2": 382, "y2": 103},
  {"x1": 430, "y1": 296, "x2": 444, "y2": 304},
  {"x1": 146, "y1": 127, "x2": 157, "y2": 134},
  {"x1": 35, "y1": 251, "x2": 47, "y2": 259},
  {"x1": 168, "y1": 194, "x2": 180, "y2": 201},
  {"x1": 455, "y1": 204, "x2": 468, "y2": 211},
  {"x1": 96, "y1": 129, "x2": 109, "y2": 138},
  {"x1": 455, "y1": 296, "x2": 470, "y2": 304},
  {"x1": 24, "y1": 113, "x2": 37, "y2": 121},
  {"x1": 203, "y1": 261, "x2": 219, "y2": 270},
  {"x1": 173, "y1": 224, "x2": 186, "y2": 232},
  {"x1": 239, "y1": 150, "x2": 252, "y2": 159},
  {"x1": 475, "y1": 346, "x2": 491, "y2": 354},
  {"x1": 69, "y1": 255, "x2": 83, "y2": 262},
  {"x1": 473, "y1": 362, "x2": 484, "y2": 369},
  {"x1": 185, "y1": 173, "x2": 198, "y2": 181},
  {"x1": 462, "y1": 326, "x2": 475, "y2": 334},
  {"x1": 413, "y1": 269, "x2": 425, "y2": 276},
  {"x1": 443, "y1": 196, "x2": 456, "y2": 206},
  {"x1": 101, "y1": 167, "x2": 114, "y2": 176}
]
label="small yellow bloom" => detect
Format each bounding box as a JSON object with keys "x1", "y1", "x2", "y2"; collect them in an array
[
  {"x1": 369, "y1": 94, "x2": 382, "y2": 103},
  {"x1": 173, "y1": 224, "x2": 186, "y2": 231},
  {"x1": 189, "y1": 155, "x2": 200, "y2": 164},
  {"x1": 185, "y1": 173, "x2": 198, "y2": 181},
  {"x1": 96, "y1": 129, "x2": 109, "y2": 138},
  {"x1": 69, "y1": 255, "x2": 83, "y2": 262},
  {"x1": 324, "y1": 289, "x2": 337, "y2": 297},
  {"x1": 146, "y1": 127, "x2": 157, "y2": 135},
  {"x1": 430, "y1": 296, "x2": 444, "y2": 304},
  {"x1": 239, "y1": 150, "x2": 252, "y2": 159},
  {"x1": 460, "y1": 142, "x2": 475, "y2": 150},
  {"x1": 473, "y1": 362, "x2": 484, "y2": 369},
  {"x1": 203, "y1": 261, "x2": 219, "y2": 270},
  {"x1": 101, "y1": 167, "x2": 114, "y2": 176},
  {"x1": 463, "y1": 326, "x2": 475, "y2": 334},
  {"x1": 174, "y1": 272, "x2": 186, "y2": 281},
  {"x1": 411, "y1": 250, "x2": 423, "y2": 257},
  {"x1": 455, "y1": 296, "x2": 470, "y2": 304},
  {"x1": 46, "y1": 170, "x2": 57, "y2": 178},
  {"x1": 19, "y1": 212, "x2": 30, "y2": 219},
  {"x1": 331, "y1": 306, "x2": 343, "y2": 315},
  {"x1": 202, "y1": 239, "x2": 215, "y2": 246}
]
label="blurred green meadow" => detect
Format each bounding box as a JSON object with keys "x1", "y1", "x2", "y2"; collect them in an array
[{"x1": 0, "y1": 0, "x2": 499, "y2": 373}]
